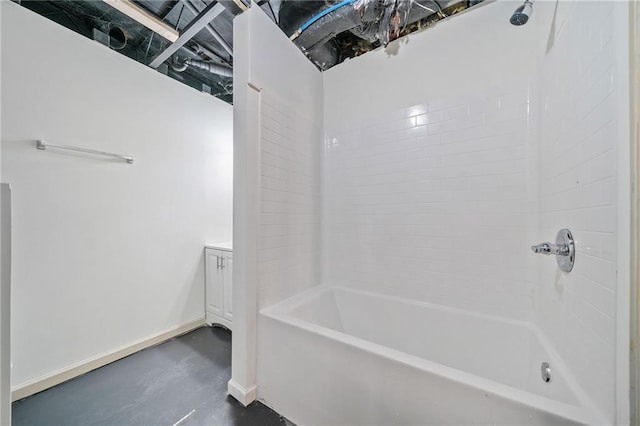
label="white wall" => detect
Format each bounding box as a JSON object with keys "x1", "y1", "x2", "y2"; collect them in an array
[
  {"x1": 259, "y1": 91, "x2": 322, "y2": 308},
  {"x1": 324, "y1": 0, "x2": 538, "y2": 320},
  {"x1": 0, "y1": 184, "x2": 9, "y2": 426},
  {"x1": 634, "y1": 3, "x2": 640, "y2": 422},
  {"x1": 323, "y1": 1, "x2": 536, "y2": 130},
  {"x1": 0, "y1": 1, "x2": 9, "y2": 423},
  {"x1": 230, "y1": 3, "x2": 323, "y2": 405},
  {"x1": 322, "y1": 0, "x2": 630, "y2": 423},
  {"x1": 1, "y1": 1, "x2": 233, "y2": 393},
  {"x1": 533, "y1": 1, "x2": 630, "y2": 422}
]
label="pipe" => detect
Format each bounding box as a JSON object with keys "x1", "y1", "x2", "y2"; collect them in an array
[
  {"x1": 510, "y1": 0, "x2": 534, "y2": 26},
  {"x1": 186, "y1": 59, "x2": 233, "y2": 77},
  {"x1": 290, "y1": 0, "x2": 357, "y2": 41},
  {"x1": 182, "y1": 0, "x2": 233, "y2": 57},
  {"x1": 149, "y1": 1, "x2": 225, "y2": 69},
  {"x1": 293, "y1": 0, "x2": 442, "y2": 51},
  {"x1": 281, "y1": 0, "x2": 453, "y2": 69},
  {"x1": 173, "y1": 59, "x2": 233, "y2": 77},
  {"x1": 412, "y1": 0, "x2": 446, "y2": 18},
  {"x1": 171, "y1": 59, "x2": 189, "y2": 72},
  {"x1": 108, "y1": 27, "x2": 127, "y2": 50},
  {"x1": 292, "y1": 0, "x2": 379, "y2": 56}
]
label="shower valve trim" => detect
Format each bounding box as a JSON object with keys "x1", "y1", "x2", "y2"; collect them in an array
[{"x1": 531, "y1": 228, "x2": 575, "y2": 273}]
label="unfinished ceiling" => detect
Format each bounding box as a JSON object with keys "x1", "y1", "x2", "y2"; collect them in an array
[{"x1": 16, "y1": 0, "x2": 486, "y2": 104}]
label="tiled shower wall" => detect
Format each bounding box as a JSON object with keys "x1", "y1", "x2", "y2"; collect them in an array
[
  {"x1": 533, "y1": 1, "x2": 620, "y2": 420},
  {"x1": 259, "y1": 90, "x2": 322, "y2": 308},
  {"x1": 323, "y1": 0, "x2": 625, "y2": 420},
  {"x1": 324, "y1": 85, "x2": 536, "y2": 320}
]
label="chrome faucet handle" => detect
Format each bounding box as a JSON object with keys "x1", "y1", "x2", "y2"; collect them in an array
[
  {"x1": 531, "y1": 229, "x2": 575, "y2": 273},
  {"x1": 531, "y1": 242, "x2": 569, "y2": 256},
  {"x1": 531, "y1": 243, "x2": 550, "y2": 254}
]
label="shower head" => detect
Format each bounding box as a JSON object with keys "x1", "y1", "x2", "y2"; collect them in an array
[{"x1": 510, "y1": 0, "x2": 534, "y2": 26}]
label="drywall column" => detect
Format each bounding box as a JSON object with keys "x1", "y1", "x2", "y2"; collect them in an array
[
  {"x1": 613, "y1": 3, "x2": 632, "y2": 423},
  {"x1": 634, "y1": 2, "x2": 640, "y2": 423},
  {"x1": 230, "y1": 3, "x2": 323, "y2": 405},
  {"x1": 0, "y1": 1, "x2": 9, "y2": 423},
  {"x1": 228, "y1": 8, "x2": 259, "y2": 403},
  {"x1": 0, "y1": 184, "x2": 10, "y2": 426}
]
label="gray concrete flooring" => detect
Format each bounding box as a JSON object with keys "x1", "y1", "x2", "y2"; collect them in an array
[{"x1": 12, "y1": 326, "x2": 288, "y2": 426}]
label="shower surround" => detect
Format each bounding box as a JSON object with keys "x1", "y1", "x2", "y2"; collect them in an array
[{"x1": 232, "y1": 1, "x2": 632, "y2": 424}]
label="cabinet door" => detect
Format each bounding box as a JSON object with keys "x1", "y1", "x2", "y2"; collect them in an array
[
  {"x1": 222, "y1": 252, "x2": 233, "y2": 321},
  {"x1": 205, "y1": 249, "x2": 223, "y2": 319}
]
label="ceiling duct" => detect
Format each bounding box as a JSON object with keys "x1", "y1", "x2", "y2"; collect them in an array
[
  {"x1": 278, "y1": 1, "x2": 342, "y2": 70},
  {"x1": 184, "y1": 59, "x2": 233, "y2": 78},
  {"x1": 107, "y1": 27, "x2": 128, "y2": 50},
  {"x1": 279, "y1": 0, "x2": 474, "y2": 70},
  {"x1": 102, "y1": 0, "x2": 179, "y2": 42},
  {"x1": 171, "y1": 58, "x2": 233, "y2": 78}
]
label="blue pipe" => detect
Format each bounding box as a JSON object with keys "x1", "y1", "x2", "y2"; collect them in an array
[{"x1": 290, "y1": 0, "x2": 357, "y2": 41}]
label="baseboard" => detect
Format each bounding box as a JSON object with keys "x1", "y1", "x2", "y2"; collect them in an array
[
  {"x1": 227, "y1": 379, "x2": 257, "y2": 406},
  {"x1": 206, "y1": 312, "x2": 232, "y2": 330},
  {"x1": 11, "y1": 317, "x2": 205, "y2": 402}
]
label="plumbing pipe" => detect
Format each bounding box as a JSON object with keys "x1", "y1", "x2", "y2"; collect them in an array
[
  {"x1": 290, "y1": 0, "x2": 357, "y2": 41},
  {"x1": 186, "y1": 59, "x2": 233, "y2": 77},
  {"x1": 172, "y1": 58, "x2": 233, "y2": 77},
  {"x1": 182, "y1": 0, "x2": 233, "y2": 57}
]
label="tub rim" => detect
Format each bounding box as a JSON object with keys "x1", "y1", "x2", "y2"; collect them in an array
[{"x1": 260, "y1": 284, "x2": 605, "y2": 425}]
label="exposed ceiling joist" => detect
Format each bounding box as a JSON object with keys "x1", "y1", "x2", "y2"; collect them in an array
[
  {"x1": 102, "y1": 0, "x2": 179, "y2": 42},
  {"x1": 182, "y1": 0, "x2": 233, "y2": 58},
  {"x1": 149, "y1": 1, "x2": 225, "y2": 69}
]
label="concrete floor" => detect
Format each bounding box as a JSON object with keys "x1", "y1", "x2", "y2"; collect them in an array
[{"x1": 12, "y1": 326, "x2": 288, "y2": 426}]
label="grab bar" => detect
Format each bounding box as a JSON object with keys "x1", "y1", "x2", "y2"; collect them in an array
[{"x1": 36, "y1": 140, "x2": 134, "y2": 164}]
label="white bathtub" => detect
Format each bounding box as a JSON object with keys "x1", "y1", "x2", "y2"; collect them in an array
[{"x1": 257, "y1": 286, "x2": 603, "y2": 425}]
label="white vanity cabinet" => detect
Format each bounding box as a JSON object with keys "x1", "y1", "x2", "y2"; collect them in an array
[{"x1": 205, "y1": 245, "x2": 233, "y2": 329}]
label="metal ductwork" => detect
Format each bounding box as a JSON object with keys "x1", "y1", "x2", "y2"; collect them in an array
[
  {"x1": 278, "y1": 1, "x2": 344, "y2": 70},
  {"x1": 279, "y1": 0, "x2": 474, "y2": 70},
  {"x1": 185, "y1": 59, "x2": 233, "y2": 78},
  {"x1": 172, "y1": 58, "x2": 233, "y2": 78}
]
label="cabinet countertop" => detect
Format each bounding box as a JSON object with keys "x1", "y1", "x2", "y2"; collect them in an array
[{"x1": 205, "y1": 242, "x2": 232, "y2": 251}]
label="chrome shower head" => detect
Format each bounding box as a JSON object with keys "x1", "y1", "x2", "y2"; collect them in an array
[{"x1": 510, "y1": 0, "x2": 534, "y2": 26}]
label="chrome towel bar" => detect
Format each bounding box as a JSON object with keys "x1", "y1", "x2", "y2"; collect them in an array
[{"x1": 36, "y1": 140, "x2": 134, "y2": 164}]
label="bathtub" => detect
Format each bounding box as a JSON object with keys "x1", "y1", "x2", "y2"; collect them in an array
[{"x1": 257, "y1": 286, "x2": 603, "y2": 425}]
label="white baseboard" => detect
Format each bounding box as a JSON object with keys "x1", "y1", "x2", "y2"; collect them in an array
[
  {"x1": 227, "y1": 379, "x2": 257, "y2": 406},
  {"x1": 206, "y1": 311, "x2": 232, "y2": 330},
  {"x1": 11, "y1": 317, "x2": 205, "y2": 402}
]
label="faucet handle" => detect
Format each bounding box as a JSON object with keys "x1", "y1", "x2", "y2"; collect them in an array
[
  {"x1": 531, "y1": 242, "x2": 569, "y2": 255},
  {"x1": 531, "y1": 243, "x2": 551, "y2": 254},
  {"x1": 530, "y1": 229, "x2": 575, "y2": 272}
]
